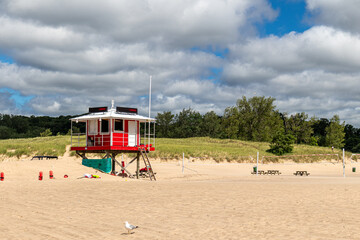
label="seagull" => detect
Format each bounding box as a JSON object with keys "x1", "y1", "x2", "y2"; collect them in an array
[{"x1": 125, "y1": 221, "x2": 138, "y2": 234}]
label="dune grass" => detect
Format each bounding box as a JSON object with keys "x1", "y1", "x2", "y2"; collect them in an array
[
  {"x1": 0, "y1": 136, "x2": 70, "y2": 159},
  {"x1": 151, "y1": 137, "x2": 347, "y2": 162},
  {"x1": 0, "y1": 135, "x2": 351, "y2": 162}
]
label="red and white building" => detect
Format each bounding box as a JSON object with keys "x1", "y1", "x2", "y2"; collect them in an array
[{"x1": 70, "y1": 105, "x2": 155, "y2": 153}]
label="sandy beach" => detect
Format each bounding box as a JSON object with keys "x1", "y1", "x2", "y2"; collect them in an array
[{"x1": 1, "y1": 153, "x2": 360, "y2": 240}]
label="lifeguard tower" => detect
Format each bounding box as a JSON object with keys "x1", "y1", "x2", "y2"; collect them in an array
[{"x1": 70, "y1": 101, "x2": 156, "y2": 180}]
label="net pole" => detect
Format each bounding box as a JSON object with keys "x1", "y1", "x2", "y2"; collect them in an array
[
  {"x1": 182, "y1": 152, "x2": 184, "y2": 174},
  {"x1": 343, "y1": 148, "x2": 345, "y2": 178},
  {"x1": 256, "y1": 152, "x2": 259, "y2": 176}
]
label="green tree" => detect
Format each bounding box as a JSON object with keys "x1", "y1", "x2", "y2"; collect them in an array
[
  {"x1": 344, "y1": 124, "x2": 360, "y2": 151},
  {"x1": 352, "y1": 143, "x2": 360, "y2": 153},
  {"x1": 285, "y1": 112, "x2": 313, "y2": 144},
  {"x1": 235, "y1": 96, "x2": 283, "y2": 142},
  {"x1": 0, "y1": 126, "x2": 14, "y2": 139},
  {"x1": 222, "y1": 106, "x2": 240, "y2": 139},
  {"x1": 11, "y1": 116, "x2": 30, "y2": 134},
  {"x1": 312, "y1": 118, "x2": 330, "y2": 146},
  {"x1": 173, "y1": 108, "x2": 203, "y2": 138},
  {"x1": 325, "y1": 115, "x2": 345, "y2": 148},
  {"x1": 268, "y1": 132, "x2": 296, "y2": 155},
  {"x1": 155, "y1": 111, "x2": 174, "y2": 138},
  {"x1": 202, "y1": 111, "x2": 222, "y2": 138}
]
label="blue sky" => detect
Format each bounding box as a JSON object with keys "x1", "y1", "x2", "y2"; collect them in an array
[
  {"x1": 0, "y1": 0, "x2": 360, "y2": 126},
  {"x1": 0, "y1": 53, "x2": 14, "y2": 64},
  {"x1": 259, "y1": 0, "x2": 311, "y2": 36},
  {"x1": 0, "y1": 88, "x2": 33, "y2": 108}
]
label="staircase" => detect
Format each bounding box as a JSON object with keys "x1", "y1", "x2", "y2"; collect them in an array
[{"x1": 139, "y1": 147, "x2": 156, "y2": 181}]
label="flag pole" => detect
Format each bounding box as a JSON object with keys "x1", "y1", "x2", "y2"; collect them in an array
[{"x1": 148, "y1": 76, "x2": 152, "y2": 146}]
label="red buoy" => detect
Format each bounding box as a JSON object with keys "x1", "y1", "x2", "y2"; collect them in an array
[
  {"x1": 64, "y1": 174, "x2": 68, "y2": 178},
  {"x1": 49, "y1": 170, "x2": 54, "y2": 179},
  {"x1": 0, "y1": 172, "x2": 4, "y2": 181},
  {"x1": 39, "y1": 171, "x2": 43, "y2": 181}
]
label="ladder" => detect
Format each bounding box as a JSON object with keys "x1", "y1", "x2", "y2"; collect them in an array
[{"x1": 139, "y1": 147, "x2": 156, "y2": 181}]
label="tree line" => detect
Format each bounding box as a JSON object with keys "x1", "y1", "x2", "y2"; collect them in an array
[
  {"x1": 1, "y1": 96, "x2": 360, "y2": 153},
  {"x1": 155, "y1": 96, "x2": 360, "y2": 153},
  {"x1": 0, "y1": 114, "x2": 74, "y2": 139}
]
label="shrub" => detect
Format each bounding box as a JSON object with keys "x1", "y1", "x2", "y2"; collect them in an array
[
  {"x1": 40, "y1": 128, "x2": 52, "y2": 137},
  {"x1": 268, "y1": 132, "x2": 295, "y2": 156}
]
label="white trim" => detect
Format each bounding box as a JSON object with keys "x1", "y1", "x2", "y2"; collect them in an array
[
  {"x1": 71, "y1": 110, "x2": 155, "y2": 122},
  {"x1": 110, "y1": 118, "x2": 113, "y2": 146}
]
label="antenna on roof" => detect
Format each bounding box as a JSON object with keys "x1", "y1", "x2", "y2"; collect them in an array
[{"x1": 111, "y1": 99, "x2": 114, "y2": 109}]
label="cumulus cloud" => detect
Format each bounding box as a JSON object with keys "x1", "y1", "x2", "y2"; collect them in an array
[
  {"x1": 227, "y1": 26, "x2": 360, "y2": 78},
  {"x1": 223, "y1": 25, "x2": 360, "y2": 125},
  {"x1": 1, "y1": 0, "x2": 360, "y2": 127},
  {"x1": 0, "y1": 90, "x2": 17, "y2": 114},
  {"x1": 306, "y1": 0, "x2": 360, "y2": 33},
  {"x1": 0, "y1": 0, "x2": 277, "y2": 118},
  {"x1": 1, "y1": 0, "x2": 276, "y2": 47}
]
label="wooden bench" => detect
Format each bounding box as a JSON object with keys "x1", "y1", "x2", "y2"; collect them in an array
[
  {"x1": 252, "y1": 170, "x2": 281, "y2": 175},
  {"x1": 31, "y1": 156, "x2": 58, "y2": 160},
  {"x1": 293, "y1": 171, "x2": 310, "y2": 176}
]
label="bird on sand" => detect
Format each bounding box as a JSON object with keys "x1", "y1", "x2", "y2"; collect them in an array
[{"x1": 125, "y1": 221, "x2": 138, "y2": 234}]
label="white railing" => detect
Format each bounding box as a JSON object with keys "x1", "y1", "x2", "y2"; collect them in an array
[{"x1": 71, "y1": 133, "x2": 87, "y2": 147}]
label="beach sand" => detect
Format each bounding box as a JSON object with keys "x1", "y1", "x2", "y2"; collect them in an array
[{"x1": 1, "y1": 153, "x2": 360, "y2": 239}]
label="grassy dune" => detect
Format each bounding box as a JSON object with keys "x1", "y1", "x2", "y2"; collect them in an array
[
  {"x1": 153, "y1": 137, "x2": 346, "y2": 162},
  {"x1": 0, "y1": 136, "x2": 70, "y2": 159},
  {"x1": 0, "y1": 136, "x2": 351, "y2": 162}
]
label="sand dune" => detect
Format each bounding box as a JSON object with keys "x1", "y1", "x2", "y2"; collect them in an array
[{"x1": 1, "y1": 154, "x2": 360, "y2": 239}]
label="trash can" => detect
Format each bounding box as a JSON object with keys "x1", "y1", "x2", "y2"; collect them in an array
[
  {"x1": 253, "y1": 166, "x2": 257, "y2": 173},
  {"x1": 352, "y1": 167, "x2": 356, "y2": 173}
]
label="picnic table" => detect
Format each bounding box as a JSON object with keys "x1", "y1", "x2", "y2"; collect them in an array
[
  {"x1": 266, "y1": 170, "x2": 281, "y2": 175},
  {"x1": 251, "y1": 170, "x2": 281, "y2": 175},
  {"x1": 293, "y1": 171, "x2": 310, "y2": 176},
  {"x1": 31, "y1": 156, "x2": 58, "y2": 160}
]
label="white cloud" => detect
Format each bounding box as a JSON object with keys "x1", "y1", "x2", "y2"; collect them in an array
[
  {"x1": 227, "y1": 26, "x2": 360, "y2": 79},
  {"x1": 0, "y1": 16, "x2": 87, "y2": 52},
  {"x1": 1, "y1": 0, "x2": 360, "y2": 127},
  {"x1": 223, "y1": 26, "x2": 360, "y2": 125},
  {"x1": 1, "y1": 0, "x2": 276, "y2": 48},
  {"x1": 306, "y1": 0, "x2": 360, "y2": 33}
]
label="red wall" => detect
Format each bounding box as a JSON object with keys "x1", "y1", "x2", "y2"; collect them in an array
[{"x1": 86, "y1": 119, "x2": 139, "y2": 147}]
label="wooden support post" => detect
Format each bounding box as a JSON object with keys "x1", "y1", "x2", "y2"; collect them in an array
[
  {"x1": 111, "y1": 153, "x2": 116, "y2": 174},
  {"x1": 76, "y1": 151, "x2": 87, "y2": 159},
  {"x1": 102, "y1": 152, "x2": 110, "y2": 159},
  {"x1": 136, "y1": 152, "x2": 140, "y2": 179}
]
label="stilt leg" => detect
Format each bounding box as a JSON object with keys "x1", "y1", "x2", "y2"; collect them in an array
[
  {"x1": 111, "y1": 153, "x2": 116, "y2": 174},
  {"x1": 136, "y1": 152, "x2": 140, "y2": 179}
]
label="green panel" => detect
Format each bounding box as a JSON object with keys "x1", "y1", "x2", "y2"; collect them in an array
[{"x1": 82, "y1": 158, "x2": 112, "y2": 173}]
